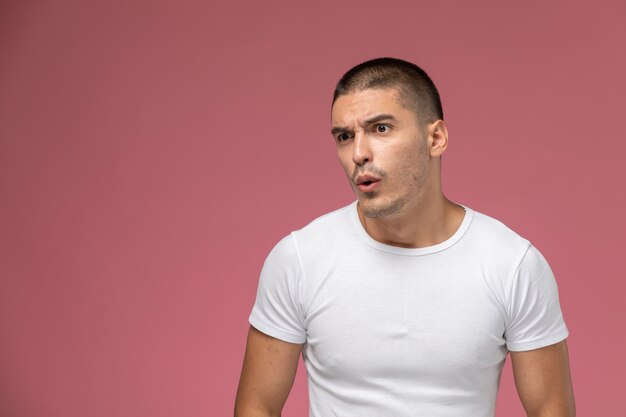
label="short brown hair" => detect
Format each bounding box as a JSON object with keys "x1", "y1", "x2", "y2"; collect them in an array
[{"x1": 333, "y1": 57, "x2": 443, "y2": 125}]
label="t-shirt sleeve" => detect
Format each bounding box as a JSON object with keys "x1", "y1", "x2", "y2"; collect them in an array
[
  {"x1": 248, "y1": 233, "x2": 307, "y2": 344},
  {"x1": 504, "y1": 244, "x2": 569, "y2": 351}
]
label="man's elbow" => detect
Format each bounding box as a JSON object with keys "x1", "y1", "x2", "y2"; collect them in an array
[
  {"x1": 234, "y1": 401, "x2": 281, "y2": 417},
  {"x1": 527, "y1": 400, "x2": 575, "y2": 417}
]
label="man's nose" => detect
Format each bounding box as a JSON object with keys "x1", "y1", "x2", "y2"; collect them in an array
[{"x1": 352, "y1": 131, "x2": 372, "y2": 166}]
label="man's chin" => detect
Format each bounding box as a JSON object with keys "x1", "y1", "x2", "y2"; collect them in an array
[{"x1": 358, "y1": 198, "x2": 403, "y2": 218}]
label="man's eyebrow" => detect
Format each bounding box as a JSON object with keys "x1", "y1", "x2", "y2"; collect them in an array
[
  {"x1": 331, "y1": 114, "x2": 397, "y2": 135},
  {"x1": 331, "y1": 126, "x2": 350, "y2": 135}
]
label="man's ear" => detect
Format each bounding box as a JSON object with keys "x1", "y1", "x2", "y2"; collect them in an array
[{"x1": 428, "y1": 120, "x2": 448, "y2": 157}]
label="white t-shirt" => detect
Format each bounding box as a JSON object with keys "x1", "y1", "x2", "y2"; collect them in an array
[{"x1": 249, "y1": 202, "x2": 568, "y2": 417}]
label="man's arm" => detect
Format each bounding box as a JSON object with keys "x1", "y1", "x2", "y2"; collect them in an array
[
  {"x1": 510, "y1": 340, "x2": 575, "y2": 417},
  {"x1": 234, "y1": 325, "x2": 304, "y2": 417}
]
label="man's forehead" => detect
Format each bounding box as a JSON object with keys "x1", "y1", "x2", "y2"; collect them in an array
[
  {"x1": 331, "y1": 87, "x2": 412, "y2": 125},
  {"x1": 333, "y1": 88, "x2": 403, "y2": 112}
]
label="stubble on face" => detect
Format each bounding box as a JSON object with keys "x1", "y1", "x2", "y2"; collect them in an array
[
  {"x1": 356, "y1": 131, "x2": 431, "y2": 218},
  {"x1": 333, "y1": 88, "x2": 434, "y2": 219}
]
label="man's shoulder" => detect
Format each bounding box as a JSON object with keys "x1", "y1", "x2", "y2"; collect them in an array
[
  {"x1": 460, "y1": 207, "x2": 544, "y2": 294},
  {"x1": 268, "y1": 202, "x2": 355, "y2": 262},
  {"x1": 465, "y1": 206, "x2": 531, "y2": 255},
  {"x1": 292, "y1": 201, "x2": 355, "y2": 239}
]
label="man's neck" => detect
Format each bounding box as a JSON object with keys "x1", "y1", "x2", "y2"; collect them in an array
[{"x1": 357, "y1": 196, "x2": 466, "y2": 249}]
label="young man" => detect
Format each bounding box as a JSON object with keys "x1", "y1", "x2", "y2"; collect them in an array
[{"x1": 235, "y1": 58, "x2": 575, "y2": 417}]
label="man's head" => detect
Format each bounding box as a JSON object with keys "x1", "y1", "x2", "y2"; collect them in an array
[
  {"x1": 330, "y1": 58, "x2": 448, "y2": 219},
  {"x1": 332, "y1": 57, "x2": 443, "y2": 128}
]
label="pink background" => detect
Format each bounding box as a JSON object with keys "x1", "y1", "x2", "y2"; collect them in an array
[{"x1": 1, "y1": 0, "x2": 624, "y2": 415}]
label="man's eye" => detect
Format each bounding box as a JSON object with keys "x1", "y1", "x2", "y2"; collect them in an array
[
  {"x1": 337, "y1": 133, "x2": 350, "y2": 142},
  {"x1": 376, "y1": 124, "x2": 389, "y2": 133}
]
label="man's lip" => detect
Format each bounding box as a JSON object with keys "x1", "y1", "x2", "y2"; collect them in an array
[
  {"x1": 356, "y1": 180, "x2": 380, "y2": 192},
  {"x1": 354, "y1": 174, "x2": 381, "y2": 193},
  {"x1": 354, "y1": 175, "x2": 381, "y2": 185}
]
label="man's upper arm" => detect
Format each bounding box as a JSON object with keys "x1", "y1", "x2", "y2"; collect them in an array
[
  {"x1": 234, "y1": 325, "x2": 304, "y2": 417},
  {"x1": 510, "y1": 340, "x2": 575, "y2": 417}
]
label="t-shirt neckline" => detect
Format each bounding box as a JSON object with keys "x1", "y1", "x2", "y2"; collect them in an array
[{"x1": 348, "y1": 200, "x2": 474, "y2": 256}]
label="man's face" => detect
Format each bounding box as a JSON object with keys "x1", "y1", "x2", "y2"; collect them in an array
[{"x1": 331, "y1": 88, "x2": 434, "y2": 218}]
